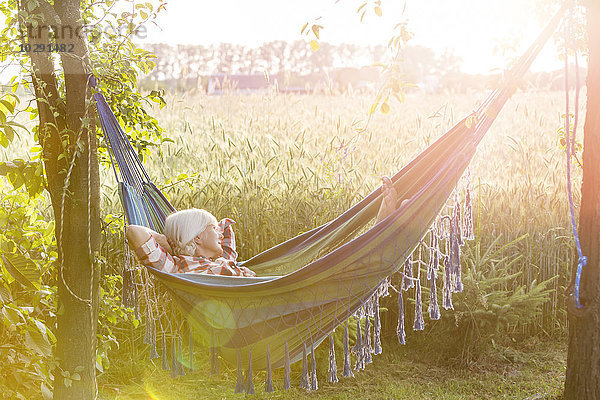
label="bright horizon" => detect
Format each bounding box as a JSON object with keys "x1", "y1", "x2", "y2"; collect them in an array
[{"x1": 139, "y1": 0, "x2": 563, "y2": 74}]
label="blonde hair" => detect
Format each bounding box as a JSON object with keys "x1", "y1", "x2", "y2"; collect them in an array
[{"x1": 164, "y1": 209, "x2": 217, "y2": 256}]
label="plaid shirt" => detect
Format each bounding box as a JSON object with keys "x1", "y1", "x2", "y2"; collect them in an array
[{"x1": 135, "y1": 218, "x2": 256, "y2": 277}]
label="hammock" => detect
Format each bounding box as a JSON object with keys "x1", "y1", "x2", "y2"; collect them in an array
[{"x1": 93, "y1": 4, "x2": 566, "y2": 392}]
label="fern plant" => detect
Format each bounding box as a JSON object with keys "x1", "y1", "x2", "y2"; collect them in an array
[{"x1": 416, "y1": 233, "x2": 556, "y2": 365}]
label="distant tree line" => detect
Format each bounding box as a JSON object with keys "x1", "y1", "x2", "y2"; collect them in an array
[
  {"x1": 140, "y1": 41, "x2": 461, "y2": 92},
  {"x1": 139, "y1": 41, "x2": 585, "y2": 93},
  {"x1": 142, "y1": 41, "x2": 384, "y2": 79}
]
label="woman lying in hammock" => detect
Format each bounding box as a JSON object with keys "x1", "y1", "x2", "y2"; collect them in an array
[{"x1": 126, "y1": 176, "x2": 399, "y2": 277}]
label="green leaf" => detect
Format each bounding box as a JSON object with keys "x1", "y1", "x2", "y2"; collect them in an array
[
  {"x1": 0, "y1": 131, "x2": 8, "y2": 148},
  {"x1": 25, "y1": 329, "x2": 52, "y2": 356},
  {"x1": 33, "y1": 319, "x2": 47, "y2": 336},
  {"x1": 2, "y1": 306, "x2": 23, "y2": 324},
  {"x1": 368, "y1": 101, "x2": 379, "y2": 115},
  {"x1": 41, "y1": 383, "x2": 52, "y2": 400},
  {"x1": 300, "y1": 22, "x2": 309, "y2": 35},
  {"x1": 96, "y1": 356, "x2": 104, "y2": 373},
  {"x1": 0, "y1": 99, "x2": 15, "y2": 114},
  {"x1": 0, "y1": 283, "x2": 11, "y2": 303},
  {"x1": 311, "y1": 24, "x2": 320, "y2": 39},
  {"x1": 2, "y1": 254, "x2": 39, "y2": 289},
  {"x1": 3, "y1": 124, "x2": 15, "y2": 142},
  {"x1": 380, "y1": 102, "x2": 390, "y2": 114}
]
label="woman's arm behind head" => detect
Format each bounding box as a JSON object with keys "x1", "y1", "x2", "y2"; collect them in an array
[{"x1": 126, "y1": 225, "x2": 173, "y2": 254}]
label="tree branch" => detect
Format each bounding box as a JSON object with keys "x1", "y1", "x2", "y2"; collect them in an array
[{"x1": 37, "y1": 0, "x2": 61, "y2": 25}]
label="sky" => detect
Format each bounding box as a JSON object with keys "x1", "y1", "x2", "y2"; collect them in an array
[
  {"x1": 0, "y1": 0, "x2": 562, "y2": 82},
  {"x1": 138, "y1": 0, "x2": 562, "y2": 74}
]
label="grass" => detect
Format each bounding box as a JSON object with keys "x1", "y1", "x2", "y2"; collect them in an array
[{"x1": 97, "y1": 337, "x2": 566, "y2": 399}]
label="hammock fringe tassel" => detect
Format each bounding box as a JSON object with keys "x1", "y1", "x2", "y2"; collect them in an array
[
  {"x1": 170, "y1": 337, "x2": 185, "y2": 378},
  {"x1": 450, "y1": 201, "x2": 464, "y2": 293},
  {"x1": 342, "y1": 325, "x2": 354, "y2": 377},
  {"x1": 353, "y1": 318, "x2": 364, "y2": 371},
  {"x1": 149, "y1": 341, "x2": 159, "y2": 360},
  {"x1": 402, "y1": 256, "x2": 415, "y2": 290},
  {"x1": 462, "y1": 181, "x2": 475, "y2": 240},
  {"x1": 170, "y1": 338, "x2": 177, "y2": 378},
  {"x1": 328, "y1": 334, "x2": 338, "y2": 383},
  {"x1": 265, "y1": 346, "x2": 274, "y2": 393},
  {"x1": 161, "y1": 333, "x2": 169, "y2": 371},
  {"x1": 178, "y1": 337, "x2": 186, "y2": 376},
  {"x1": 364, "y1": 316, "x2": 373, "y2": 364},
  {"x1": 235, "y1": 350, "x2": 244, "y2": 394},
  {"x1": 284, "y1": 342, "x2": 291, "y2": 390},
  {"x1": 413, "y1": 280, "x2": 425, "y2": 331},
  {"x1": 429, "y1": 273, "x2": 441, "y2": 320},
  {"x1": 310, "y1": 343, "x2": 318, "y2": 391},
  {"x1": 442, "y1": 255, "x2": 454, "y2": 310},
  {"x1": 300, "y1": 344, "x2": 310, "y2": 389},
  {"x1": 188, "y1": 330, "x2": 194, "y2": 372},
  {"x1": 245, "y1": 349, "x2": 254, "y2": 395},
  {"x1": 397, "y1": 290, "x2": 406, "y2": 345},
  {"x1": 121, "y1": 267, "x2": 138, "y2": 311},
  {"x1": 373, "y1": 296, "x2": 382, "y2": 355},
  {"x1": 147, "y1": 317, "x2": 159, "y2": 360}
]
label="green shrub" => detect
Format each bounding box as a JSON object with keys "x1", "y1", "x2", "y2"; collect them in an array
[
  {"x1": 406, "y1": 234, "x2": 556, "y2": 366},
  {"x1": 0, "y1": 180, "x2": 56, "y2": 399}
]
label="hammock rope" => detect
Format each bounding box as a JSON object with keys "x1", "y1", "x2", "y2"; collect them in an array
[
  {"x1": 92, "y1": 2, "x2": 568, "y2": 392},
  {"x1": 563, "y1": 8, "x2": 587, "y2": 309}
]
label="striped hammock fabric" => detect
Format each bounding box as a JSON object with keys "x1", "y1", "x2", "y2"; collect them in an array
[{"x1": 93, "y1": 3, "x2": 565, "y2": 392}]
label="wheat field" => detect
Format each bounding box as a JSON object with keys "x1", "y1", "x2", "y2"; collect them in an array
[
  {"x1": 1, "y1": 88, "x2": 581, "y2": 332},
  {"x1": 96, "y1": 89, "x2": 581, "y2": 334}
]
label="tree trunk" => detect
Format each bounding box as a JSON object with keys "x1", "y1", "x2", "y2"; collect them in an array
[
  {"x1": 564, "y1": 1, "x2": 600, "y2": 398},
  {"x1": 20, "y1": 0, "x2": 100, "y2": 398},
  {"x1": 52, "y1": 121, "x2": 101, "y2": 400}
]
